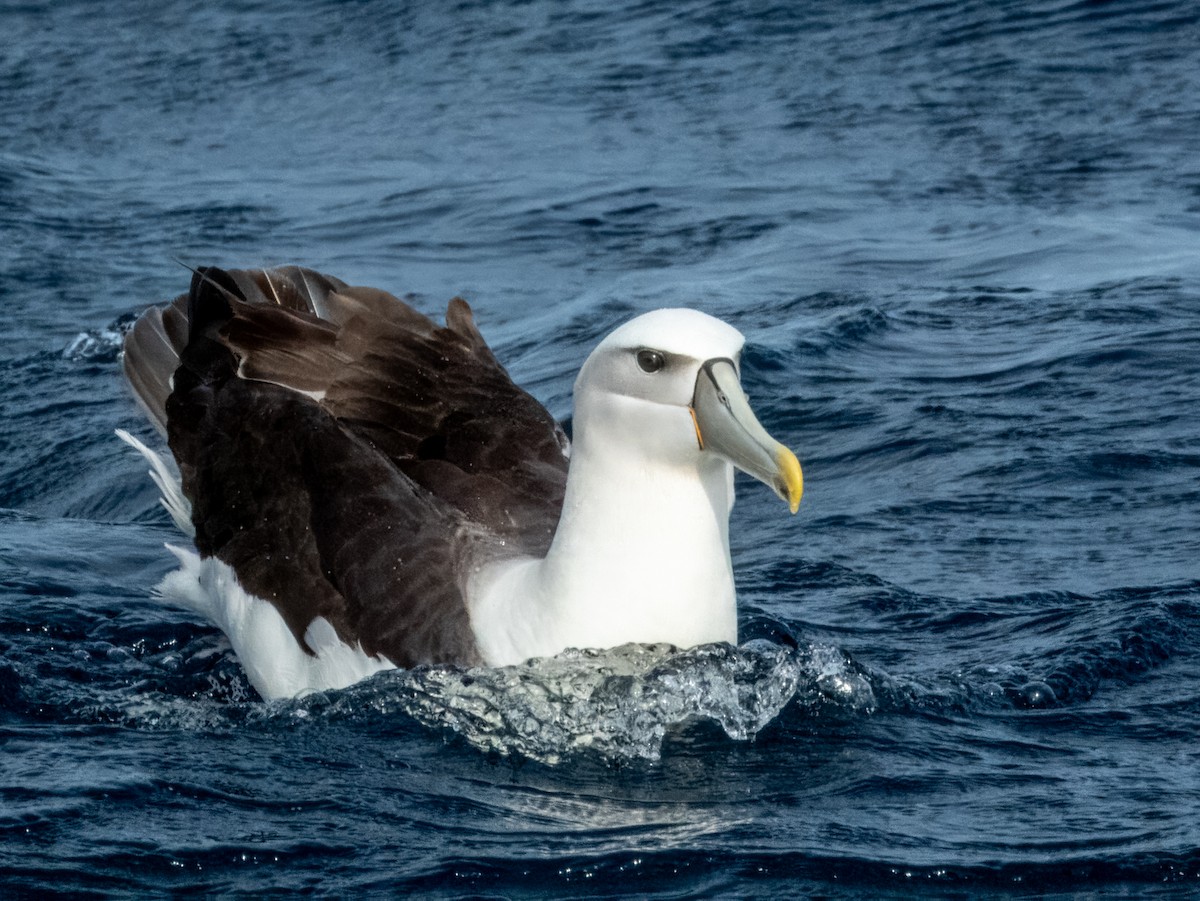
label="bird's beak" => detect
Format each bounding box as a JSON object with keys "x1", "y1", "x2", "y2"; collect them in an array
[{"x1": 690, "y1": 358, "x2": 803, "y2": 513}]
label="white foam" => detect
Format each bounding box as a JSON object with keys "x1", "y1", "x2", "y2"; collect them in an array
[{"x1": 339, "y1": 640, "x2": 875, "y2": 764}]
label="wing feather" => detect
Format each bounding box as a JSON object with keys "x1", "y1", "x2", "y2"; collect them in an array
[{"x1": 123, "y1": 265, "x2": 567, "y2": 669}]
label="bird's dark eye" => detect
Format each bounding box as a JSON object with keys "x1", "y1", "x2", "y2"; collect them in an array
[{"x1": 636, "y1": 349, "x2": 665, "y2": 373}]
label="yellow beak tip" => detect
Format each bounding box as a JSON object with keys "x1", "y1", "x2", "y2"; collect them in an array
[{"x1": 777, "y1": 447, "x2": 803, "y2": 515}]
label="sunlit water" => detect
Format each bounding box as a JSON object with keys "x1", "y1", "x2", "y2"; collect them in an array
[{"x1": 2, "y1": 0, "x2": 1199, "y2": 896}]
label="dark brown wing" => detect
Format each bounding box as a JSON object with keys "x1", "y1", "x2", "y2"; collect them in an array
[{"x1": 123, "y1": 265, "x2": 569, "y2": 667}]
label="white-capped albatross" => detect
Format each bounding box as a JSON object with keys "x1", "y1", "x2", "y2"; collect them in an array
[{"x1": 119, "y1": 266, "x2": 803, "y2": 699}]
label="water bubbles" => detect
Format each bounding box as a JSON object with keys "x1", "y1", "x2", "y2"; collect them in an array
[
  {"x1": 1011, "y1": 680, "x2": 1057, "y2": 710},
  {"x1": 61, "y1": 313, "x2": 137, "y2": 363},
  {"x1": 45, "y1": 630, "x2": 880, "y2": 765},
  {"x1": 330, "y1": 640, "x2": 877, "y2": 764},
  {"x1": 810, "y1": 643, "x2": 877, "y2": 709}
]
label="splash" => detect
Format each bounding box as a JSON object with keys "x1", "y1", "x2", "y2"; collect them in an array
[
  {"x1": 325, "y1": 640, "x2": 876, "y2": 764},
  {"x1": 37, "y1": 628, "x2": 876, "y2": 765},
  {"x1": 62, "y1": 314, "x2": 136, "y2": 362}
]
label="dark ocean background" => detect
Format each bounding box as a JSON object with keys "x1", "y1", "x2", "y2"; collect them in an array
[{"x1": 3, "y1": 0, "x2": 1199, "y2": 896}]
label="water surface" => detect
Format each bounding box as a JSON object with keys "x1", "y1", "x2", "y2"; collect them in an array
[{"x1": 2, "y1": 0, "x2": 1199, "y2": 896}]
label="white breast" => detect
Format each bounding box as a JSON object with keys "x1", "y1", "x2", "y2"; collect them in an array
[{"x1": 467, "y1": 404, "x2": 739, "y2": 667}]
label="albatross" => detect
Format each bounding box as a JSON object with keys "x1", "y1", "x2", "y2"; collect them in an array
[{"x1": 118, "y1": 266, "x2": 803, "y2": 699}]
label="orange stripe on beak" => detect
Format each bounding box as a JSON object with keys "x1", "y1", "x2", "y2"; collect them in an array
[{"x1": 688, "y1": 406, "x2": 705, "y2": 450}]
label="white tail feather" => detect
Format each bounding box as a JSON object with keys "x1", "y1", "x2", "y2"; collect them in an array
[
  {"x1": 115, "y1": 428, "x2": 194, "y2": 537},
  {"x1": 157, "y1": 544, "x2": 393, "y2": 699}
]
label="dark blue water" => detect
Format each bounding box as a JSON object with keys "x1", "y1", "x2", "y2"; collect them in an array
[{"x1": 3, "y1": 0, "x2": 1199, "y2": 895}]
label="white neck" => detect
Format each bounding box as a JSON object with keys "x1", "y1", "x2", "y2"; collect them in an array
[{"x1": 468, "y1": 404, "x2": 739, "y2": 667}]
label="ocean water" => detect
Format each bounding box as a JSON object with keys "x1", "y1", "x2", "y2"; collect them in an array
[{"x1": 2, "y1": 0, "x2": 1200, "y2": 896}]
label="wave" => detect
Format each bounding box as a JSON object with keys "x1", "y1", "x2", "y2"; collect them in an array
[
  {"x1": 323, "y1": 641, "x2": 874, "y2": 764},
  {"x1": 5, "y1": 636, "x2": 873, "y2": 765},
  {"x1": 6, "y1": 573, "x2": 1195, "y2": 764}
]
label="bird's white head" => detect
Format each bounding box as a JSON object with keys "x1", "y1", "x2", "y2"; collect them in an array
[{"x1": 572, "y1": 308, "x2": 802, "y2": 512}]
